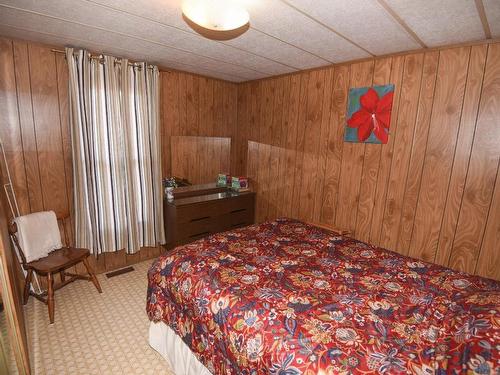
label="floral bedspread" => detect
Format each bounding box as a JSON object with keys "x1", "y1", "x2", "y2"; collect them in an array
[{"x1": 147, "y1": 219, "x2": 500, "y2": 374}]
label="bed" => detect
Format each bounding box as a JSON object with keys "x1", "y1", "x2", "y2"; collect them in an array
[{"x1": 147, "y1": 218, "x2": 500, "y2": 374}]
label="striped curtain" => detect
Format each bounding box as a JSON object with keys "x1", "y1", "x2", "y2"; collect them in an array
[{"x1": 66, "y1": 48, "x2": 164, "y2": 254}]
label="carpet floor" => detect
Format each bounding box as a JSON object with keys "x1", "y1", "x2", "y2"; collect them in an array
[{"x1": 25, "y1": 260, "x2": 174, "y2": 375}]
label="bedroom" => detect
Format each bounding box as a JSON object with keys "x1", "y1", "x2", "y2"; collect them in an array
[{"x1": 0, "y1": 0, "x2": 499, "y2": 374}]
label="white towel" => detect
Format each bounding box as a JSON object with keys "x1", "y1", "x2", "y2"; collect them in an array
[{"x1": 14, "y1": 211, "x2": 63, "y2": 263}]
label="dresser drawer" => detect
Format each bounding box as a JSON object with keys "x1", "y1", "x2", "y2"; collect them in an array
[
  {"x1": 228, "y1": 194, "x2": 255, "y2": 213},
  {"x1": 228, "y1": 209, "x2": 254, "y2": 228},
  {"x1": 176, "y1": 201, "x2": 218, "y2": 224},
  {"x1": 165, "y1": 190, "x2": 255, "y2": 248},
  {"x1": 212, "y1": 209, "x2": 253, "y2": 235},
  {"x1": 176, "y1": 219, "x2": 213, "y2": 239}
]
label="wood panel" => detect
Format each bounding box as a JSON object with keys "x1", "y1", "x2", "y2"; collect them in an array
[
  {"x1": 434, "y1": 45, "x2": 488, "y2": 266},
  {"x1": 234, "y1": 82, "x2": 250, "y2": 178},
  {"x1": 396, "y1": 51, "x2": 439, "y2": 254},
  {"x1": 0, "y1": 38, "x2": 31, "y2": 216},
  {"x1": 368, "y1": 56, "x2": 405, "y2": 246},
  {"x1": 449, "y1": 43, "x2": 500, "y2": 276},
  {"x1": 408, "y1": 47, "x2": 470, "y2": 262},
  {"x1": 28, "y1": 44, "x2": 69, "y2": 218},
  {"x1": 160, "y1": 72, "x2": 238, "y2": 177},
  {"x1": 476, "y1": 163, "x2": 500, "y2": 280},
  {"x1": 312, "y1": 68, "x2": 334, "y2": 222},
  {"x1": 290, "y1": 73, "x2": 310, "y2": 219},
  {"x1": 280, "y1": 76, "x2": 301, "y2": 218},
  {"x1": 171, "y1": 136, "x2": 231, "y2": 185},
  {"x1": 320, "y1": 65, "x2": 350, "y2": 225},
  {"x1": 335, "y1": 61, "x2": 374, "y2": 233},
  {"x1": 354, "y1": 57, "x2": 392, "y2": 242},
  {"x1": 238, "y1": 41, "x2": 500, "y2": 280},
  {"x1": 298, "y1": 69, "x2": 326, "y2": 222},
  {"x1": 267, "y1": 79, "x2": 285, "y2": 220},
  {"x1": 379, "y1": 53, "x2": 424, "y2": 250}
]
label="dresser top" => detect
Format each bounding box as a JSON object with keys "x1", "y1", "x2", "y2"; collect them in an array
[
  {"x1": 171, "y1": 182, "x2": 227, "y2": 199},
  {"x1": 167, "y1": 190, "x2": 255, "y2": 207}
]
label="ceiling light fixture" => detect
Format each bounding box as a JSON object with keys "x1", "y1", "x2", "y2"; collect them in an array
[{"x1": 182, "y1": 0, "x2": 250, "y2": 41}]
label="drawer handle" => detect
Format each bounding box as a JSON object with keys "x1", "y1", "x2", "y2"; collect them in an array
[
  {"x1": 189, "y1": 231, "x2": 210, "y2": 238},
  {"x1": 231, "y1": 222, "x2": 247, "y2": 228},
  {"x1": 190, "y1": 216, "x2": 210, "y2": 222},
  {"x1": 230, "y1": 208, "x2": 246, "y2": 214}
]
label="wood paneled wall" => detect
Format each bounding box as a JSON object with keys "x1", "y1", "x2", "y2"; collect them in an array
[
  {"x1": 1, "y1": 36, "x2": 499, "y2": 281},
  {"x1": 0, "y1": 37, "x2": 237, "y2": 276},
  {"x1": 171, "y1": 136, "x2": 231, "y2": 184},
  {"x1": 238, "y1": 42, "x2": 500, "y2": 281},
  {"x1": 160, "y1": 71, "x2": 238, "y2": 179}
]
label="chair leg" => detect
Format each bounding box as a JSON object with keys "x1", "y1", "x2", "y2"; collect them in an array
[
  {"x1": 82, "y1": 257, "x2": 102, "y2": 293},
  {"x1": 60, "y1": 270, "x2": 65, "y2": 283},
  {"x1": 23, "y1": 269, "x2": 33, "y2": 305},
  {"x1": 47, "y1": 273, "x2": 55, "y2": 324}
]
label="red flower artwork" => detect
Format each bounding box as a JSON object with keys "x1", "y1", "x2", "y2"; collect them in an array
[{"x1": 347, "y1": 88, "x2": 394, "y2": 144}]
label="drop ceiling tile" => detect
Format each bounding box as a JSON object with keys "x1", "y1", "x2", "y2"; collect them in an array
[
  {"x1": 92, "y1": 0, "x2": 314, "y2": 71},
  {"x1": 285, "y1": 0, "x2": 420, "y2": 55},
  {"x1": 246, "y1": 0, "x2": 371, "y2": 62},
  {"x1": 225, "y1": 29, "x2": 328, "y2": 70},
  {"x1": 88, "y1": 0, "x2": 299, "y2": 74},
  {"x1": 0, "y1": 8, "x2": 260, "y2": 80},
  {"x1": 91, "y1": 0, "x2": 190, "y2": 31},
  {"x1": 484, "y1": 0, "x2": 500, "y2": 37},
  {"x1": 384, "y1": 0, "x2": 485, "y2": 47},
  {"x1": 0, "y1": 24, "x2": 249, "y2": 82},
  {"x1": 0, "y1": 0, "x2": 293, "y2": 76}
]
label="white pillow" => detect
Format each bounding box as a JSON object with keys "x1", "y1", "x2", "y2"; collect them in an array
[{"x1": 14, "y1": 211, "x2": 63, "y2": 263}]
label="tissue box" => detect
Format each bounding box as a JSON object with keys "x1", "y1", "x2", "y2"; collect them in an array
[
  {"x1": 217, "y1": 174, "x2": 231, "y2": 187},
  {"x1": 231, "y1": 177, "x2": 249, "y2": 192}
]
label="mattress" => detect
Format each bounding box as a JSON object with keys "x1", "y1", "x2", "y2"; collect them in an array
[
  {"x1": 149, "y1": 320, "x2": 210, "y2": 375},
  {"x1": 147, "y1": 218, "x2": 500, "y2": 374}
]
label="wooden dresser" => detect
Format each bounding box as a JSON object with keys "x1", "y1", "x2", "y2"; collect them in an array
[{"x1": 164, "y1": 184, "x2": 255, "y2": 248}]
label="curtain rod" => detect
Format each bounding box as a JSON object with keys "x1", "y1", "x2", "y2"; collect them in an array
[{"x1": 51, "y1": 48, "x2": 169, "y2": 72}]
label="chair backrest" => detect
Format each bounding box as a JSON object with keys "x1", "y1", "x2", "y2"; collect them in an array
[{"x1": 9, "y1": 213, "x2": 69, "y2": 267}]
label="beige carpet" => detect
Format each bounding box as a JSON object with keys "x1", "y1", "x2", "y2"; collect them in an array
[{"x1": 24, "y1": 260, "x2": 174, "y2": 375}]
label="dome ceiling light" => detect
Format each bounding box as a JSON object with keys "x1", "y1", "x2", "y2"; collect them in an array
[{"x1": 182, "y1": 0, "x2": 250, "y2": 41}]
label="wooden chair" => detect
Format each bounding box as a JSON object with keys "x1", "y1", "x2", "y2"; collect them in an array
[{"x1": 9, "y1": 215, "x2": 102, "y2": 324}]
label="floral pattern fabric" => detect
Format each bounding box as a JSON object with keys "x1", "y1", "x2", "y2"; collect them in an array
[{"x1": 147, "y1": 219, "x2": 500, "y2": 374}]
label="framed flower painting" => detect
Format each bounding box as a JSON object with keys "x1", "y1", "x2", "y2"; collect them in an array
[{"x1": 344, "y1": 84, "x2": 395, "y2": 144}]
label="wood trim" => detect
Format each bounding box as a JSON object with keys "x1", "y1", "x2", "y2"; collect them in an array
[
  {"x1": 306, "y1": 221, "x2": 350, "y2": 236},
  {"x1": 475, "y1": 0, "x2": 492, "y2": 39},
  {"x1": 160, "y1": 65, "x2": 239, "y2": 84},
  {"x1": 0, "y1": 191, "x2": 30, "y2": 374},
  {"x1": 105, "y1": 266, "x2": 135, "y2": 278},
  {"x1": 376, "y1": 0, "x2": 427, "y2": 49}
]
